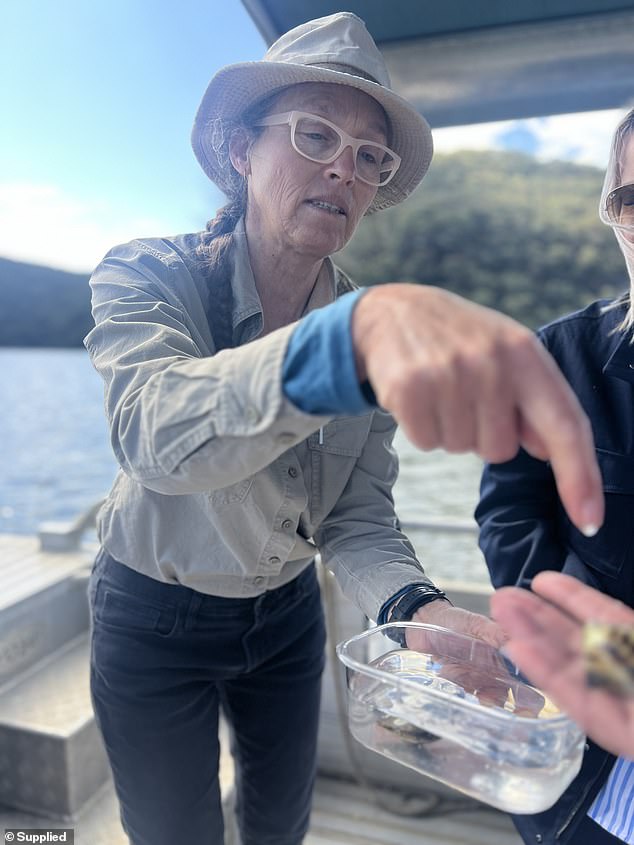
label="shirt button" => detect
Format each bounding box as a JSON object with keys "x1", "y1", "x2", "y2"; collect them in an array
[
  {"x1": 281, "y1": 519, "x2": 293, "y2": 530},
  {"x1": 288, "y1": 467, "x2": 298, "y2": 478},
  {"x1": 535, "y1": 836, "x2": 543, "y2": 843},
  {"x1": 245, "y1": 406, "x2": 260, "y2": 425},
  {"x1": 277, "y1": 432, "x2": 295, "y2": 444},
  {"x1": 253, "y1": 576, "x2": 265, "y2": 586},
  {"x1": 268, "y1": 556, "x2": 281, "y2": 565}
]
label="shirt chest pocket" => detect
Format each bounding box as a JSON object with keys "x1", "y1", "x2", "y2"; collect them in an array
[
  {"x1": 566, "y1": 449, "x2": 634, "y2": 580},
  {"x1": 307, "y1": 414, "x2": 373, "y2": 457},
  {"x1": 209, "y1": 476, "x2": 254, "y2": 506}
]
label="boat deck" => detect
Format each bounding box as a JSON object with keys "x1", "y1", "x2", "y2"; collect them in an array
[
  {"x1": 0, "y1": 774, "x2": 521, "y2": 845},
  {"x1": 0, "y1": 532, "x2": 521, "y2": 844}
]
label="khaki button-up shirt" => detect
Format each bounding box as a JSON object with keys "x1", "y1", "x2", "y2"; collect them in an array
[{"x1": 84, "y1": 219, "x2": 428, "y2": 621}]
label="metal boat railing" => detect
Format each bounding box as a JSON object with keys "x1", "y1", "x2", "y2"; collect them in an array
[{"x1": 36, "y1": 499, "x2": 478, "y2": 553}]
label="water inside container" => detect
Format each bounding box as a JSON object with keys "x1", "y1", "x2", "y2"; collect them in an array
[
  {"x1": 349, "y1": 650, "x2": 578, "y2": 812},
  {"x1": 352, "y1": 649, "x2": 571, "y2": 768},
  {"x1": 371, "y1": 648, "x2": 560, "y2": 714},
  {"x1": 339, "y1": 624, "x2": 585, "y2": 813}
]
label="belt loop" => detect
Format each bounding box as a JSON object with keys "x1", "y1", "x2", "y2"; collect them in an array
[{"x1": 184, "y1": 592, "x2": 203, "y2": 631}]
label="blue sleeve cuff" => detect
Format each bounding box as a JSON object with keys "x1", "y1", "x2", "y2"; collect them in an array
[{"x1": 282, "y1": 289, "x2": 377, "y2": 415}]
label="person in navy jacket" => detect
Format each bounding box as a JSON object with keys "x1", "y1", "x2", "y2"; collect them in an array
[{"x1": 476, "y1": 107, "x2": 634, "y2": 845}]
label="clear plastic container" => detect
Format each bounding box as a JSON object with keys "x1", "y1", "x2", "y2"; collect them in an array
[{"x1": 336, "y1": 622, "x2": 585, "y2": 814}]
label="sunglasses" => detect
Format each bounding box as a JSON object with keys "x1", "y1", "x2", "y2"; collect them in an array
[
  {"x1": 254, "y1": 111, "x2": 401, "y2": 188},
  {"x1": 604, "y1": 182, "x2": 634, "y2": 228}
]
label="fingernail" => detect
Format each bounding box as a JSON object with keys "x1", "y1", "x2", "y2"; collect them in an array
[{"x1": 580, "y1": 501, "x2": 601, "y2": 537}]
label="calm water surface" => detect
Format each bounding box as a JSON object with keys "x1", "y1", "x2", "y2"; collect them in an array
[{"x1": 0, "y1": 348, "x2": 490, "y2": 584}]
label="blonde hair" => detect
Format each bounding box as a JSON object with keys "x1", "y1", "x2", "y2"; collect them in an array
[
  {"x1": 601, "y1": 107, "x2": 634, "y2": 335},
  {"x1": 611, "y1": 108, "x2": 634, "y2": 187}
]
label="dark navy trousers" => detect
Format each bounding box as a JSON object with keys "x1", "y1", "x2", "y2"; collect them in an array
[{"x1": 89, "y1": 550, "x2": 326, "y2": 845}]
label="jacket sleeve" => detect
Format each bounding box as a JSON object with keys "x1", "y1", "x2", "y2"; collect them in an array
[
  {"x1": 84, "y1": 241, "x2": 330, "y2": 495},
  {"x1": 314, "y1": 408, "x2": 433, "y2": 621},
  {"x1": 475, "y1": 448, "x2": 569, "y2": 588}
]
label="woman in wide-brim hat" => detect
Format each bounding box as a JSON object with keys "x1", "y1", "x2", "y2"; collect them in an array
[
  {"x1": 84, "y1": 12, "x2": 515, "y2": 845},
  {"x1": 191, "y1": 11, "x2": 433, "y2": 213}
]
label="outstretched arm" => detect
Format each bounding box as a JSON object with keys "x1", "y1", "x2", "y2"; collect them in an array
[{"x1": 352, "y1": 284, "x2": 604, "y2": 537}]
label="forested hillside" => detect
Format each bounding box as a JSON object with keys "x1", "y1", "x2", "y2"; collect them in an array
[
  {"x1": 338, "y1": 149, "x2": 626, "y2": 328},
  {"x1": 0, "y1": 258, "x2": 91, "y2": 347},
  {"x1": 0, "y1": 150, "x2": 627, "y2": 346}
]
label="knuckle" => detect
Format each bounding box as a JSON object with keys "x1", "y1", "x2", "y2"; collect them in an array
[
  {"x1": 505, "y1": 326, "x2": 540, "y2": 360},
  {"x1": 483, "y1": 441, "x2": 520, "y2": 464},
  {"x1": 442, "y1": 426, "x2": 474, "y2": 454},
  {"x1": 405, "y1": 425, "x2": 440, "y2": 452}
]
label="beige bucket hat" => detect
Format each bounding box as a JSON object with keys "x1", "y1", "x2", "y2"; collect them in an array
[{"x1": 191, "y1": 11, "x2": 433, "y2": 213}]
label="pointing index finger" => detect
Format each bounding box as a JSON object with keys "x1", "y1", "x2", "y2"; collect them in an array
[{"x1": 516, "y1": 343, "x2": 604, "y2": 535}]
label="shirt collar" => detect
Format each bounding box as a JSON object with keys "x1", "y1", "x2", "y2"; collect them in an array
[
  {"x1": 230, "y1": 217, "x2": 263, "y2": 331},
  {"x1": 603, "y1": 325, "x2": 634, "y2": 382}
]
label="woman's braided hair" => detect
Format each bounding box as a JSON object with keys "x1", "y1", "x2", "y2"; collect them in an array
[
  {"x1": 197, "y1": 184, "x2": 247, "y2": 351},
  {"x1": 197, "y1": 92, "x2": 281, "y2": 351}
]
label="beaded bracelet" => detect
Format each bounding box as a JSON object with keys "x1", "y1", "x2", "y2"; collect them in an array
[{"x1": 388, "y1": 585, "x2": 451, "y2": 647}]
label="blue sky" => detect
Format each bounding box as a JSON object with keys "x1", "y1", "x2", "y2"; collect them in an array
[
  {"x1": 0, "y1": 1, "x2": 624, "y2": 273},
  {"x1": 1, "y1": 0, "x2": 266, "y2": 271}
]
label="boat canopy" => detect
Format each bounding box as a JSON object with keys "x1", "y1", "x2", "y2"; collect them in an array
[{"x1": 241, "y1": 0, "x2": 634, "y2": 125}]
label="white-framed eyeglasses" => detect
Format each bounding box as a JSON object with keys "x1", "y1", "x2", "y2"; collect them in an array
[
  {"x1": 603, "y1": 182, "x2": 634, "y2": 230},
  {"x1": 254, "y1": 110, "x2": 401, "y2": 188}
]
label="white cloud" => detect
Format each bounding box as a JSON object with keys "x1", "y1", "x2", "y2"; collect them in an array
[
  {"x1": 526, "y1": 110, "x2": 624, "y2": 167},
  {"x1": 432, "y1": 120, "x2": 514, "y2": 155},
  {"x1": 433, "y1": 108, "x2": 626, "y2": 169},
  {"x1": 0, "y1": 183, "x2": 174, "y2": 273}
]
